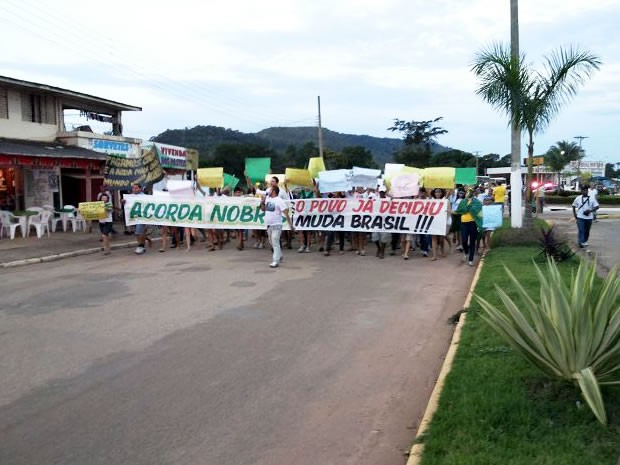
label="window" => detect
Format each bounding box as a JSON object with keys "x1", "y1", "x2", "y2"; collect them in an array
[
  {"x1": 0, "y1": 87, "x2": 7, "y2": 119},
  {"x1": 21, "y1": 93, "x2": 57, "y2": 124}
]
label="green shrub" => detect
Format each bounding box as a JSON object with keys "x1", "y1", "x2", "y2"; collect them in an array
[
  {"x1": 476, "y1": 259, "x2": 620, "y2": 424},
  {"x1": 491, "y1": 220, "x2": 549, "y2": 248},
  {"x1": 546, "y1": 195, "x2": 620, "y2": 205}
]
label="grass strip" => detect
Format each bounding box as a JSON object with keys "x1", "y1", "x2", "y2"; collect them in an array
[{"x1": 419, "y1": 246, "x2": 620, "y2": 465}]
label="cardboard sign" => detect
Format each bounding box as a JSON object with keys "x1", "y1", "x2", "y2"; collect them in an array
[
  {"x1": 245, "y1": 158, "x2": 271, "y2": 182},
  {"x1": 285, "y1": 168, "x2": 314, "y2": 188},
  {"x1": 483, "y1": 204, "x2": 503, "y2": 229},
  {"x1": 391, "y1": 173, "x2": 420, "y2": 198},
  {"x1": 318, "y1": 169, "x2": 351, "y2": 193},
  {"x1": 223, "y1": 173, "x2": 240, "y2": 190},
  {"x1": 79, "y1": 201, "x2": 107, "y2": 220},
  {"x1": 308, "y1": 157, "x2": 326, "y2": 178},
  {"x1": 197, "y1": 168, "x2": 224, "y2": 188},
  {"x1": 455, "y1": 167, "x2": 477, "y2": 186},
  {"x1": 422, "y1": 167, "x2": 455, "y2": 188}
]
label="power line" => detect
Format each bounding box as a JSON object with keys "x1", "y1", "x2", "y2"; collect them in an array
[{"x1": 1, "y1": 0, "x2": 314, "y2": 130}]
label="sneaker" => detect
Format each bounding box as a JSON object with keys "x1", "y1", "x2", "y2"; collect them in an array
[
  {"x1": 360, "y1": 250, "x2": 366, "y2": 256},
  {"x1": 462, "y1": 253, "x2": 468, "y2": 262},
  {"x1": 269, "y1": 261, "x2": 279, "y2": 268},
  {"x1": 304, "y1": 247, "x2": 311, "y2": 253},
  {"x1": 298, "y1": 245, "x2": 306, "y2": 253},
  {"x1": 456, "y1": 245, "x2": 463, "y2": 252},
  {"x1": 468, "y1": 261, "x2": 474, "y2": 267},
  {"x1": 134, "y1": 246, "x2": 145, "y2": 255},
  {"x1": 402, "y1": 255, "x2": 409, "y2": 260},
  {"x1": 582, "y1": 242, "x2": 589, "y2": 247},
  {"x1": 254, "y1": 242, "x2": 260, "y2": 249},
  {"x1": 258, "y1": 243, "x2": 264, "y2": 249},
  {"x1": 421, "y1": 251, "x2": 428, "y2": 257},
  {"x1": 324, "y1": 250, "x2": 330, "y2": 256}
]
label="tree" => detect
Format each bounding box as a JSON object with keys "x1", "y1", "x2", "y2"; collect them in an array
[
  {"x1": 388, "y1": 117, "x2": 448, "y2": 149},
  {"x1": 388, "y1": 117, "x2": 448, "y2": 168},
  {"x1": 545, "y1": 140, "x2": 582, "y2": 185},
  {"x1": 472, "y1": 44, "x2": 601, "y2": 223},
  {"x1": 324, "y1": 146, "x2": 377, "y2": 170},
  {"x1": 393, "y1": 144, "x2": 432, "y2": 168},
  {"x1": 432, "y1": 149, "x2": 476, "y2": 168}
]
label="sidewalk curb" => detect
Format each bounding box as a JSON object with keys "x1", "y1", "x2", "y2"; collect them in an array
[
  {"x1": 406, "y1": 255, "x2": 486, "y2": 465},
  {"x1": 1, "y1": 238, "x2": 161, "y2": 269}
]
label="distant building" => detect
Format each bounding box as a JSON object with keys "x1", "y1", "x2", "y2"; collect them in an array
[
  {"x1": 0, "y1": 75, "x2": 141, "y2": 210},
  {"x1": 565, "y1": 160, "x2": 605, "y2": 177}
]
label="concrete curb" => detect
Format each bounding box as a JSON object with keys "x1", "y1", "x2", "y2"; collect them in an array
[
  {"x1": 1, "y1": 238, "x2": 161, "y2": 269},
  {"x1": 406, "y1": 255, "x2": 486, "y2": 465}
]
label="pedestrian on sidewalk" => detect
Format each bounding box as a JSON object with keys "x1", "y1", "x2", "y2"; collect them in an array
[{"x1": 572, "y1": 186, "x2": 599, "y2": 248}]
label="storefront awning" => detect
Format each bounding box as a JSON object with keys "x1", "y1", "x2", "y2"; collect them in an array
[{"x1": 0, "y1": 138, "x2": 108, "y2": 160}]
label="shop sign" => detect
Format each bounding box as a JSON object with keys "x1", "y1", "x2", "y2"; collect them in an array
[
  {"x1": 146, "y1": 142, "x2": 188, "y2": 170},
  {"x1": 91, "y1": 139, "x2": 140, "y2": 158}
]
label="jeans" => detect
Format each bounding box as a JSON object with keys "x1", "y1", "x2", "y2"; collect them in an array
[
  {"x1": 461, "y1": 221, "x2": 478, "y2": 262},
  {"x1": 577, "y1": 218, "x2": 592, "y2": 246},
  {"x1": 326, "y1": 231, "x2": 344, "y2": 251},
  {"x1": 268, "y1": 225, "x2": 282, "y2": 263},
  {"x1": 419, "y1": 234, "x2": 430, "y2": 252}
]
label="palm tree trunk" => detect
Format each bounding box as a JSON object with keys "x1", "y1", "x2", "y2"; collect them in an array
[{"x1": 510, "y1": 0, "x2": 523, "y2": 228}]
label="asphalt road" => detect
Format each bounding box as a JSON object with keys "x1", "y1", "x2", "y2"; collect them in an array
[
  {"x1": 0, "y1": 245, "x2": 474, "y2": 465},
  {"x1": 544, "y1": 208, "x2": 620, "y2": 274}
]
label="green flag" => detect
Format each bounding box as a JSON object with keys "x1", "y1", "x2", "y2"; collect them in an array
[
  {"x1": 245, "y1": 158, "x2": 271, "y2": 182},
  {"x1": 455, "y1": 167, "x2": 477, "y2": 185}
]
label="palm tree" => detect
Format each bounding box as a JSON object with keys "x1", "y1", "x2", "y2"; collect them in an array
[
  {"x1": 471, "y1": 44, "x2": 601, "y2": 222},
  {"x1": 546, "y1": 140, "x2": 582, "y2": 185}
]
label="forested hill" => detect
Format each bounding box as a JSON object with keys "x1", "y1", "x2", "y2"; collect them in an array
[
  {"x1": 151, "y1": 125, "x2": 453, "y2": 166},
  {"x1": 255, "y1": 127, "x2": 404, "y2": 164}
]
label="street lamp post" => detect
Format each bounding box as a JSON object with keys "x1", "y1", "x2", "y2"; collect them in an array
[{"x1": 574, "y1": 135, "x2": 588, "y2": 190}]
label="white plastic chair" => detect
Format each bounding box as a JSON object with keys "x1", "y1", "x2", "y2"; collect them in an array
[
  {"x1": 28, "y1": 210, "x2": 52, "y2": 238},
  {"x1": 69, "y1": 211, "x2": 87, "y2": 232},
  {"x1": 0, "y1": 211, "x2": 23, "y2": 239},
  {"x1": 52, "y1": 205, "x2": 75, "y2": 232}
]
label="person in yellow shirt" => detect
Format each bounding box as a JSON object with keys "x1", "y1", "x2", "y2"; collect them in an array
[{"x1": 455, "y1": 189, "x2": 483, "y2": 266}]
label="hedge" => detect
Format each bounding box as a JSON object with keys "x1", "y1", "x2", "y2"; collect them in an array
[{"x1": 545, "y1": 195, "x2": 620, "y2": 205}]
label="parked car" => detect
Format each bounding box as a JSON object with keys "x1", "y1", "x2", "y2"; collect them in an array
[{"x1": 531, "y1": 181, "x2": 559, "y2": 195}]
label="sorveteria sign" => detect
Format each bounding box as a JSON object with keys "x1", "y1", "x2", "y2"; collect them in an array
[{"x1": 124, "y1": 195, "x2": 448, "y2": 234}]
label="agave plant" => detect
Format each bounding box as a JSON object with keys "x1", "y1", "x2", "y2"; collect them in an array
[{"x1": 476, "y1": 259, "x2": 620, "y2": 424}]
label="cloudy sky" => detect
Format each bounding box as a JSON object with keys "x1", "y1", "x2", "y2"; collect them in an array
[{"x1": 2, "y1": 0, "x2": 619, "y2": 165}]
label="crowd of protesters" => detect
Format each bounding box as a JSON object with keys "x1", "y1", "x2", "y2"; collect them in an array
[{"x1": 101, "y1": 177, "x2": 506, "y2": 269}]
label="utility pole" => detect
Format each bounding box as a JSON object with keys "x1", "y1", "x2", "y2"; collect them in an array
[
  {"x1": 574, "y1": 135, "x2": 588, "y2": 190},
  {"x1": 317, "y1": 96, "x2": 324, "y2": 158},
  {"x1": 473, "y1": 151, "x2": 481, "y2": 176}
]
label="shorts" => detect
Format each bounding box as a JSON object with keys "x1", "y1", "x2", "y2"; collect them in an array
[
  {"x1": 134, "y1": 224, "x2": 147, "y2": 235},
  {"x1": 99, "y1": 222, "x2": 113, "y2": 236}
]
